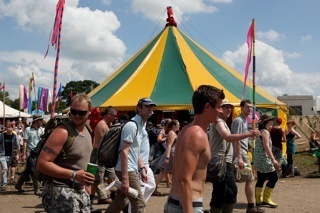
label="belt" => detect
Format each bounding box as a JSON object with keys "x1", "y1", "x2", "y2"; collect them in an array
[{"x1": 168, "y1": 196, "x2": 203, "y2": 208}]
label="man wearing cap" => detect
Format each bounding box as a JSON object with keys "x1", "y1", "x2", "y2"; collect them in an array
[
  {"x1": 231, "y1": 99, "x2": 264, "y2": 213},
  {"x1": 15, "y1": 114, "x2": 44, "y2": 195},
  {"x1": 106, "y1": 98, "x2": 156, "y2": 213},
  {"x1": 208, "y1": 99, "x2": 260, "y2": 212}
]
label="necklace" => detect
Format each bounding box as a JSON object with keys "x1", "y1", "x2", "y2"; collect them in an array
[{"x1": 75, "y1": 128, "x2": 85, "y2": 137}]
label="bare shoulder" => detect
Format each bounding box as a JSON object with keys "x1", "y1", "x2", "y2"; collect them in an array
[
  {"x1": 180, "y1": 125, "x2": 208, "y2": 149},
  {"x1": 46, "y1": 125, "x2": 68, "y2": 146}
]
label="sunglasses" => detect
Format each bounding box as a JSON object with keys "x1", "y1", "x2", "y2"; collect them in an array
[{"x1": 70, "y1": 108, "x2": 88, "y2": 116}]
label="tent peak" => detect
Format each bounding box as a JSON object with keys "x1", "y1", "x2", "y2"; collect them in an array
[{"x1": 165, "y1": 6, "x2": 177, "y2": 28}]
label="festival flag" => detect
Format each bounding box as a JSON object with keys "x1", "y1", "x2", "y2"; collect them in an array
[
  {"x1": 19, "y1": 85, "x2": 29, "y2": 110},
  {"x1": 49, "y1": 0, "x2": 65, "y2": 118},
  {"x1": 0, "y1": 83, "x2": 4, "y2": 91},
  {"x1": 38, "y1": 87, "x2": 49, "y2": 112},
  {"x1": 242, "y1": 20, "x2": 254, "y2": 99},
  {"x1": 56, "y1": 83, "x2": 63, "y2": 102},
  {"x1": 28, "y1": 73, "x2": 35, "y2": 114}
]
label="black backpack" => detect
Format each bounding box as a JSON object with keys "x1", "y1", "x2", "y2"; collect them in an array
[{"x1": 97, "y1": 120, "x2": 137, "y2": 168}]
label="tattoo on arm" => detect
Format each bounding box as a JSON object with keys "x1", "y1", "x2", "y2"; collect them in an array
[{"x1": 42, "y1": 146, "x2": 58, "y2": 156}]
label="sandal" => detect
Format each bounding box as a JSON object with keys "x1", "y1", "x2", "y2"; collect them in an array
[{"x1": 152, "y1": 189, "x2": 165, "y2": 196}]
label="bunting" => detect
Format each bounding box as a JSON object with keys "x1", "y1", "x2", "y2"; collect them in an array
[{"x1": 242, "y1": 21, "x2": 254, "y2": 99}]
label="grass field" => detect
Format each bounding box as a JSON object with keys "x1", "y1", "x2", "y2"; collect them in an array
[{"x1": 293, "y1": 151, "x2": 320, "y2": 175}]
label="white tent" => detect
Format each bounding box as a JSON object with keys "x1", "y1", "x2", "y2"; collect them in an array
[{"x1": 0, "y1": 100, "x2": 31, "y2": 118}]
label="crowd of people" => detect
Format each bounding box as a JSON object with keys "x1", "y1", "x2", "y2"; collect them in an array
[{"x1": 0, "y1": 86, "x2": 310, "y2": 213}]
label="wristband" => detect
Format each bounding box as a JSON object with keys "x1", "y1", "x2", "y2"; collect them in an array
[
  {"x1": 140, "y1": 167, "x2": 147, "y2": 174},
  {"x1": 72, "y1": 170, "x2": 77, "y2": 182}
]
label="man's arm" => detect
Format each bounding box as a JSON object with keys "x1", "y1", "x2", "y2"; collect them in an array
[
  {"x1": 231, "y1": 119, "x2": 244, "y2": 169},
  {"x1": 93, "y1": 122, "x2": 108, "y2": 149},
  {"x1": 216, "y1": 121, "x2": 260, "y2": 142},
  {"x1": 36, "y1": 126, "x2": 95, "y2": 185},
  {"x1": 119, "y1": 142, "x2": 130, "y2": 194}
]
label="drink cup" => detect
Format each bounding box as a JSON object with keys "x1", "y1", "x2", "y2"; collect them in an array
[{"x1": 86, "y1": 163, "x2": 98, "y2": 176}]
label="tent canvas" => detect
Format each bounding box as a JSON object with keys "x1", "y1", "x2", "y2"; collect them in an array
[
  {"x1": 0, "y1": 100, "x2": 31, "y2": 118},
  {"x1": 88, "y1": 16, "x2": 287, "y2": 121}
]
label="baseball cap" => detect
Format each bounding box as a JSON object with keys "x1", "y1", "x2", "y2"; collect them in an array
[{"x1": 137, "y1": 98, "x2": 156, "y2": 107}]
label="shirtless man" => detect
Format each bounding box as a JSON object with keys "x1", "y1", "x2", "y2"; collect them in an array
[{"x1": 165, "y1": 85, "x2": 225, "y2": 213}]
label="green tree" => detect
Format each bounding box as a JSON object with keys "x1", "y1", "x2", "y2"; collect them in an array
[{"x1": 61, "y1": 80, "x2": 99, "y2": 106}]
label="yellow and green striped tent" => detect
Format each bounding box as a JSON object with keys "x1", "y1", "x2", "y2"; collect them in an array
[{"x1": 88, "y1": 25, "x2": 287, "y2": 120}]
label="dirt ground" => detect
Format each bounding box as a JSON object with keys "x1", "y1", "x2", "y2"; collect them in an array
[{"x1": 0, "y1": 174, "x2": 319, "y2": 213}]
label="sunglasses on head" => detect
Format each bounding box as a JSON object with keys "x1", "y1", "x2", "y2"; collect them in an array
[{"x1": 70, "y1": 108, "x2": 88, "y2": 116}]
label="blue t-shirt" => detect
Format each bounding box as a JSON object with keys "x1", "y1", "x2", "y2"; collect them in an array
[
  {"x1": 23, "y1": 126, "x2": 44, "y2": 151},
  {"x1": 115, "y1": 114, "x2": 147, "y2": 172}
]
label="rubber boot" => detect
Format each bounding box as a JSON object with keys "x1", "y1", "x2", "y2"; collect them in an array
[
  {"x1": 210, "y1": 206, "x2": 222, "y2": 213},
  {"x1": 32, "y1": 176, "x2": 41, "y2": 195},
  {"x1": 222, "y1": 203, "x2": 234, "y2": 213},
  {"x1": 261, "y1": 187, "x2": 277, "y2": 208},
  {"x1": 15, "y1": 172, "x2": 27, "y2": 192},
  {"x1": 255, "y1": 187, "x2": 263, "y2": 206}
]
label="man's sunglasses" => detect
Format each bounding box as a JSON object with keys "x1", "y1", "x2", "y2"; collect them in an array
[{"x1": 70, "y1": 108, "x2": 88, "y2": 116}]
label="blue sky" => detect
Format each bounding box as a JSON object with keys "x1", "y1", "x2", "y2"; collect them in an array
[{"x1": 0, "y1": 0, "x2": 320, "y2": 101}]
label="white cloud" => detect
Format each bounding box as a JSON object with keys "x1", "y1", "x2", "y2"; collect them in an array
[
  {"x1": 101, "y1": 0, "x2": 112, "y2": 6},
  {"x1": 221, "y1": 40, "x2": 318, "y2": 97},
  {"x1": 301, "y1": 34, "x2": 312, "y2": 42},
  {"x1": 256, "y1": 29, "x2": 285, "y2": 42},
  {"x1": 131, "y1": 0, "x2": 218, "y2": 22},
  {"x1": 0, "y1": 0, "x2": 126, "y2": 99},
  {"x1": 284, "y1": 52, "x2": 302, "y2": 59}
]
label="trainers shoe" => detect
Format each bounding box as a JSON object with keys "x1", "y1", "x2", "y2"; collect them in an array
[
  {"x1": 152, "y1": 189, "x2": 165, "y2": 197},
  {"x1": 15, "y1": 185, "x2": 25, "y2": 193},
  {"x1": 97, "y1": 198, "x2": 113, "y2": 204},
  {"x1": 246, "y1": 206, "x2": 265, "y2": 213}
]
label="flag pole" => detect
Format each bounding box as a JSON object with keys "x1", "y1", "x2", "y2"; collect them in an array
[
  {"x1": 50, "y1": 0, "x2": 65, "y2": 118},
  {"x1": 251, "y1": 19, "x2": 256, "y2": 176},
  {"x1": 252, "y1": 19, "x2": 256, "y2": 138},
  {"x1": 1, "y1": 83, "x2": 5, "y2": 126}
]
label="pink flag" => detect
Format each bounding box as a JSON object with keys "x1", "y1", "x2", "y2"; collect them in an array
[
  {"x1": 0, "y1": 83, "x2": 5, "y2": 91},
  {"x1": 242, "y1": 22, "x2": 254, "y2": 98}
]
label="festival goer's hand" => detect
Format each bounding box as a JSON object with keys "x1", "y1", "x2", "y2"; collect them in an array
[
  {"x1": 238, "y1": 157, "x2": 245, "y2": 169},
  {"x1": 164, "y1": 158, "x2": 169, "y2": 164},
  {"x1": 121, "y1": 178, "x2": 129, "y2": 195},
  {"x1": 15, "y1": 155, "x2": 19, "y2": 162},
  {"x1": 141, "y1": 169, "x2": 148, "y2": 183},
  {"x1": 250, "y1": 129, "x2": 261, "y2": 137},
  {"x1": 75, "y1": 170, "x2": 95, "y2": 185},
  {"x1": 272, "y1": 159, "x2": 280, "y2": 171},
  {"x1": 22, "y1": 154, "x2": 26, "y2": 162}
]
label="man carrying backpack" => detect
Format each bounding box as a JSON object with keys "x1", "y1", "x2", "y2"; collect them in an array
[
  {"x1": 36, "y1": 94, "x2": 95, "y2": 212},
  {"x1": 106, "y1": 98, "x2": 156, "y2": 213},
  {"x1": 90, "y1": 106, "x2": 118, "y2": 205}
]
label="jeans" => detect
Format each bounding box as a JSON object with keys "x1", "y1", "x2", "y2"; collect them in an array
[{"x1": 0, "y1": 156, "x2": 9, "y2": 186}]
